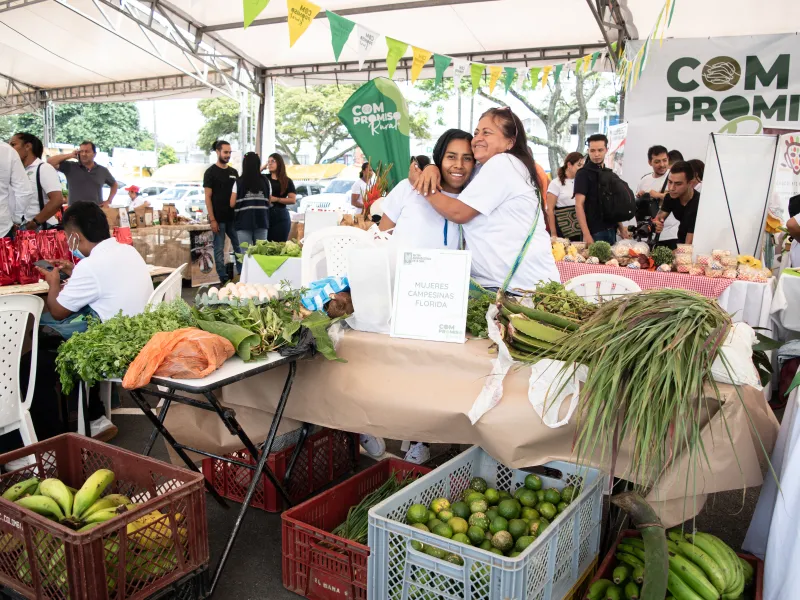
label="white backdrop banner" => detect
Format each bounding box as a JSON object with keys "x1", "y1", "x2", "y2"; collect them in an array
[{"x1": 624, "y1": 34, "x2": 800, "y2": 188}]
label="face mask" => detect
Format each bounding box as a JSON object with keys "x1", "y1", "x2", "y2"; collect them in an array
[{"x1": 68, "y1": 234, "x2": 86, "y2": 260}]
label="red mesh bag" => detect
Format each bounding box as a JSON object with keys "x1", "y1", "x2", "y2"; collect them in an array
[
  {"x1": 15, "y1": 230, "x2": 41, "y2": 284},
  {"x1": 0, "y1": 238, "x2": 18, "y2": 286}
]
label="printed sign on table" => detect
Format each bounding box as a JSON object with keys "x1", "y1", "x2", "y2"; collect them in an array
[
  {"x1": 390, "y1": 249, "x2": 471, "y2": 343},
  {"x1": 190, "y1": 229, "x2": 219, "y2": 288}
]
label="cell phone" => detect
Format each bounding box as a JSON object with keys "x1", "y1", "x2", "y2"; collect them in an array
[{"x1": 34, "y1": 260, "x2": 69, "y2": 281}]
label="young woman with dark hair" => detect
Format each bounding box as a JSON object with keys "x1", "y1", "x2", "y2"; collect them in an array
[
  {"x1": 546, "y1": 151, "x2": 584, "y2": 240},
  {"x1": 264, "y1": 153, "x2": 295, "y2": 241},
  {"x1": 230, "y1": 152, "x2": 271, "y2": 246},
  {"x1": 411, "y1": 107, "x2": 559, "y2": 290},
  {"x1": 350, "y1": 162, "x2": 373, "y2": 209}
]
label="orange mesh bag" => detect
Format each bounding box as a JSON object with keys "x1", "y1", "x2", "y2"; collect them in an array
[{"x1": 123, "y1": 327, "x2": 235, "y2": 389}]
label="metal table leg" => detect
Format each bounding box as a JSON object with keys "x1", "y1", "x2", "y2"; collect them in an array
[
  {"x1": 282, "y1": 422, "x2": 311, "y2": 487},
  {"x1": 142, "y1": 388, "x2": 174, "y2": 456},
  {"x1": 209, "y1": 361, "x2": 297, "y2": 597}
]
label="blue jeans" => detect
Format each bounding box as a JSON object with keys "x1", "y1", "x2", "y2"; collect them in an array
[
  {"x1": 237, "y1": 228, "x2": 268, "y2": 246},
  {"x1": 213, "y1": 221, "x2": 241, "y2": 281},
  {"x1": 40, "y1": 306, "x2": 99, "y2": 340},
  {"x1": 591, "y1": 228, "x2": 617, "y2": 244}
]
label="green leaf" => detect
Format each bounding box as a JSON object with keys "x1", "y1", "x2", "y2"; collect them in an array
[
  {"x1": 753, "y1": 332, "x2": 783, "y2": 352},
  {"x1": 195, "y1": 318, "x2": 260, "y2": 361}
]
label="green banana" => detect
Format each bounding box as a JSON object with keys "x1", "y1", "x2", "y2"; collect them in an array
[
  {"x1": 83, "y1": 505, "x2": 128, "y2": 525},
  {"x1": 668, "y1": 529, "x2": 686, "y2": 544},
  {"x1": 605, "y1": 585, "x2": 623, "y2": 600},
  {"x1": 2, "y1": 477, "x2": 39, "y2": 501},
  {"x1": 624, "y1": 537, "x2": 645, "y2": 549},
  {"x1": 78, "y1": 522, "x2": 102, "y2": 533},
  {"x1": 632, "y1": 564, "x2": 645, "y2": 584},
  {"x1": 104, "y1": 494, "x2": 132, "y2": 506},
  {"x1": 613, "y1": 564, "x2": 630, "y2": 585},
  {"x1": 623, "y1": 580, "x2": 639, "y2": 600},
  {"x1": 676, "y1": 540, "x2": 727, "y2": 594},
  {"x1": 618, "y1": 544, "x2": 646, "y2": 563},
  {"x1": 588, "y1": 579, "x2": 614, "y2": 600},
  {"x1": 702, "y1": 534, "x2": 742, "y2": 596},
  {"x1": 616, "y1": 552, "x2": 645, "y2": 569},
  {"x1": 72, "y1": 469, "x2": 115, "y2": 519},
  {"x1": 16, "y1": 495, "x2": 65, "y2": 521},
  {"x1": 39, "y1": 479, "x2": 74, "y2": 518},
  {"x1": 667, "y1": 568, "x2": 705, "y2": 600},
  {"x1": 739, "y1": 557, "x2": 754, "y2": 587},
  {"x1": 668, "y1": 551, "x2": 720, "y2": 600},
  {"x1": 687, "y1": 533, "x2": 733, "y2": 592},
  {"x1": 82, "y1": 494, "x2": 130, "y2": 519}
]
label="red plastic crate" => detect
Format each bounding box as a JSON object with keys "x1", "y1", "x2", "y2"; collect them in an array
[
  {"x1": 201, "y1": 428, "x2": 358, "y2": 513},
  {"x1": 281, "y1": 458, "x2": 431, "y2": 600},
  {"x1": 586, "y1": 530, "x2": 763, "y2": 600},
  {"x1": 0, "y1": 433, "x2": 209, "y2": 600}
]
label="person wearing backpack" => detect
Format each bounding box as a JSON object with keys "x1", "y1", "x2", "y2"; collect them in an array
[
  {"x1": 230, "y1": 151, "x2": 271, "y2": 246},
  {"x1": 573, "y1": 133, "x2": 633, "y2": 245},
  {"x1": 9, "y1": 132, "x2": 64, "y2": 230}
]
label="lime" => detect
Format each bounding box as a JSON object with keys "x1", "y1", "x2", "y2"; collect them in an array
[
  {"x1": 544, "y1": 488, "x2": 561, "y2": 505},
  {"x1": 491, "y1": 531, "x2": 513, "y2": 553},
  {"x1": 411, "y1": 540, "x2": 424, "y2": 552},
  {"x1": 518, "y1": 489, "x2": 538, "y2": 508},
  {"x1": 484, "y1": 488, "x2": 500, "y2": 506},
  {"x1": 411, "y1": 523, "x2": 430, "y2": 533},
  {"x1": 427, "y1": 519, "x2": 443, "y2": 531},
  {"x1": 486, "y1": 507, "x2": 499, "y2": 522},
  {"x1": 432, "y1": 523, "x2": 453, "y2": 539},
  {"x1": 430, "y1": 498, "x2": 450, "y2": 514},
  {"x1": 407, "y1": 504, "x2": 428, "y2": 524},
  {"x1": 489, "y1": 516, "x2": 508, "y2": 535},
  {"x1": 521, "y1": 507, "x2": 540, "y2": 522},
  {"x1": 424, "y1": 545, "x2": 447, "y2": 559},
  {"x1": 469, "y1": 477, "x2": 488, "y2": 493},
  {"x1": 514, "y1": 487, "x2": 526, "y2": 501},
  {"x1": 508, "y1": 550, "x2": 521, "y2": 558},
  {"x1": 451, "y1": 533, "x2": 471, "y2": 546},
  {"x1": 449, "y1": 517, "x2": 468, "y2": 535},
  {"x1": 469, "y1": 499, "x2": 488, "y2": 514},
  {"x1": 469, "y1": 514, "x2": 489, "y2": 530},
  {"x1": 515, "y1": 535, "x2": 536, "y2": 552},
  {"x1": 467, "y1": 526, "x2": 485, "y2": 545},
  {"x1": 426, "y1": 510, "x2": 437, "y2": 523},
  {"x1": 557, "y1": 502, "x2": 568, "y2": 514},
  {"x1": 489, "y1": 547, "x2": 504, "y2": 556},
  {"x1": 445, "y1": 553, "x2": 465, "y2": 566},
  {"x1": 463, "y1": 491, "x2": 485, "y2": 506},
  {"x1": 538, "y1": 502, "x2": 557, "y2": 520},
  {"x1": 451, "y1": 501, "x2": 471, "y2": 520},
  {"x1": 524, "y1": 474, "x2": 542, "y2": 491},
  {"x1": 479, "y1": 540, "x2": 493, "y2": 551},
  {"x1": 508, "y1": 519, "x2": 528, "y2": 540},
  {"x1": 529, "y1": 520, "x2": 542, "y2": 537},
  {"x1": 498, "y1": 490, "x2": 512, "y2": 501},
  {"x1": 536, "y1": 490, "x2": 546, "y2": 503},
  {"x1": 537, "y1": 518, "x2": 550, "y2": 534},
  {"x1": 498, "y1": 499, "x2": 521, "y2": 521},
  {"x1": 561, "y1": 485, "x2": 576, "y2": 503},
  {"x1": 438, "y1": 510, "x2": 454, "y2": 523}
]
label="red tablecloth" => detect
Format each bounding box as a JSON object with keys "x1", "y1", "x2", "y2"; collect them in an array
[{"x1": 556, "y1": 262, "x2": 735, "y2": 299}]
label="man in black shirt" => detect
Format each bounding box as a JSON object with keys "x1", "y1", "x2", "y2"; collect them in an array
[
  {"x1": 203, "y1": 140, "x2": 240, "y2": 283},
  {"x1": 654, "y1": 161, "x2": 699, "y2": 244},
  {"x1": 573, "y1": 133, "x2": 629, "y2": 245}
]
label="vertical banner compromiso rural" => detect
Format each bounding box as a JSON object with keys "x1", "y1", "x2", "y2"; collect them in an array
[{"x1": 338, "y1": 78, "x2": 411, "y2": 190}]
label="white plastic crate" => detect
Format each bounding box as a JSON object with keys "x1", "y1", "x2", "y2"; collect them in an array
[{"x1": 368, "y1": 446, "x2": 604, "y2": 600}]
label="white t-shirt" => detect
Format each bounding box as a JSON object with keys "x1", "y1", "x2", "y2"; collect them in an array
[
  {"x1": 0, "y1": 141, "x2": 33, "y2": 236},
  {"x1": 57, "y1": 238, "x2": 154, "y2": 322},
  {"x1": 130, "y1": 195, "x2": 149, "y2": 209},
  {"x1": 350, "y1": 179, "x2": 368, "y2": 206},
  {"x1": 459, "y1": 154, "x2": 559, "y2": 290},
  {"x1": 791, "y1": 239, "x2": 800, "y2": 268},
  {"x1": 636, "y1": 171, "x2": 679, "y2": 241},
  {"x1": 546, "y1": 177, "x2": 575, "y2": 208},
  {"x1": 381, "y1": 179, "x2": 461, "y2": 249},
  {"x1": 24, "y1": 158, "x2": 61, "y2": 226}
]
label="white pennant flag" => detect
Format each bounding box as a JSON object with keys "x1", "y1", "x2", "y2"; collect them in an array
[
  {"x1": 516, "y1": 67, "x2": 529, "y2": 90},
  {"x1": 356, "y1": 24, "x2": 379, "y2": 70},
  {"x1": 452, "y1": 59, "x2": 469, "y2": 88}
]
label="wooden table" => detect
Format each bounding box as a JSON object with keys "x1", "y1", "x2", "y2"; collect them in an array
[{"x1": 0, "y1": 265, "x2": 175, "y2": 297}]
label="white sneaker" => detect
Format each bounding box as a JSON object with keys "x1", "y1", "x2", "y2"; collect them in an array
[
  {"x1": 404, "y1": 442, "x2": 431, "y2": 465},
  {"x1": 359, "y1": 434, "x2": 386, "y2": 458},
  {"x1": 90, "y1": 416, "x2": 118, "y2": 442},
  {"x1": 4, "y1": 455, "x2": 35, "y2": 473}
]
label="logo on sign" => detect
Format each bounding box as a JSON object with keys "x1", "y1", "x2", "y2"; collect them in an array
[
  {"x1": 782, "y1": 135, "x2": 800, "y2": 175},
  {"x1": 351, "y1": 102, "x2": 402, "y2": 136}
]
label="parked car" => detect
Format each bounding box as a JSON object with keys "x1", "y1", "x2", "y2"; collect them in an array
[
  {"x1": 109, "y1": 184, "x2": 168, "y2": 209},
  {"x1": 150, "y1": 186, "x2": 206, "y2": 219},
  {"x1": 297, "y1": 178, "x2": 359, "y2": 215},
  {"x1": 291, "y1": 181, "x2": 324, "y2": 212}
]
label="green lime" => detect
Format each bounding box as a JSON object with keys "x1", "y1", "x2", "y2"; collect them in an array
[
  {"x1": 485, "y1": 507, "x2": 499, "y2": 522},
  {"x1": 489, "y1": 547, "x2": 504, "y2": 556},
  {"x1": 449, "y1": 517, "x2": 468, "y2": 535},
  {"x1": 411, "y1": 523, "x2": 429, "y2": 533},
  {"x1": 430, "y1": 498, "x2": 450, "y2": 514},
  {"x1": 469, "y1": 499, "x2": 488, "y2": 514},
  {"x1": 524, "y1": 474, "x2": 542, "y2": 491},
  {"x1": 484, "y1": 488, "x2": 500, "y2": 506},
  {"x1": 536, "y1": 490, "x2": 546, "y2": 503},
  {"x1": 424, "y1": 545, "x2": 447, "y2": 559},
  {"x1": 407, "y1": 504, "x2": 428, "y2": 524},
  {"x1": 498, "y1": 499, "x2": 521, "y2": 521},
  {"x1": 432, "y1": 523, "x2": 453, "y2": 539},
  {"x1": 508, "y1": 519, "x2": 528, "y2": 540},
  {"x1": 427, "y1": 518, "x2": 443, "y2": 531},
  {"x1": 411, "y1": 540, "x2": 424, "y2": 552},
  {"x1": 445, "y1": 553, "x2": 465, "y2": 566},
  {"x1": 491, "y1": 531, "x2": 513, "y2": 552},
  {"x1": 469, "y1": 514, "x2": 489, "y2": 530},
  {"x1": 518, "y1": 489, "x2": 538, "y2": 508},
  {"x1": 529, "y1": 520, "x2": 542, "y2": 537},
  {"x1": 463, "y1": 491, "x2": 485, "y2": 506},
  {"x1": 438, "y1": 510, "x2": 454, "y2": 523},
  {"x1": 451, "y1": 533, "x2": 471, "y2": 546},
  {"x1": 544, "y1": 488, "x2": 561, "y2": 505},
  {"x1": 561, "y1": 485, "x2": 576, "y2": 503},
  {"x1": 467, "y1": 526, "x2": 486, "y2": 545},
  {"x1": 469, "y1": 477, "x2": 488, "y2": 493},
  {"x1": 538, "y1": 502, "x2": 557, "y2": 520},
  {"x1": 521, "y1": 507, "x2": 540, "y2": 522},
  {"x1": 489, "y1": 516, "x2": 508, "y2": 535},
  {"x1": 498, "y1": 490, "x2": 512, "y2": 501},
  {"x1": 537, "y1": 518, "x2": 550, "y2": 534},
  {"x1": 508, "y1": 550, "x2": 521, "y2": 557},
  {"x1": 515, "y1": 535, "x2": 536, "y2": 552},
  {"x1": 451, "y1": 501, "x2": 471, "y2": 520},
  {"x1": 426, "y1": 510, "x2": 436, "y2": 523},
  {"x1": 479, "y1": 540, "x2": 493, "y2": 551},
  {"x1": 514, "y1": 487, "x2": 526, "y2": 501},
  {"x1": 557, "y1": 502, "x2": 568, "y2": 514}
]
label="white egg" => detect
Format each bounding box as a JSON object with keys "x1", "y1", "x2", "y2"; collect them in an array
[
  {"x1": 258, "y1": 291, "x2": 269, "y2": 302},
  {"x1": 228, "y1": 288, "x2": 239, "y2": 298},
  {"x1": 208, "y1": 287, "x2": 219, "y2": 297}
]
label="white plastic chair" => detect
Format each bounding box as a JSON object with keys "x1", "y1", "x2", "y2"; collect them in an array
[
  {"x1": 0, "y1": 295, "x2": 44, "y2": 450},
  {"x1": 300, "y1": 226, "x2": 369, "y2": 285},
  {"x1": 147, "y1": 263, "x2": 186, "y2": 306},
  {"x1": 564, "y1": 273, "x2": 642, "y2": 303}
]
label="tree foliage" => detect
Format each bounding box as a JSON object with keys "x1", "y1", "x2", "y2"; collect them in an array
[
  {"x1": 197, "y1": 97, "x2": 240, "y2": 151},
  {"x1": 137, "y1": 138, "x2": 179, "y2": 167}
]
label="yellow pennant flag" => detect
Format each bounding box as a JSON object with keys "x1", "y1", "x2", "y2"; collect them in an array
[
  {"x1": 660, "y1": 0, "x2": 671, "y2": 45},
  {"x1": 541, "y1": 65, "x2": 552, "y2": 89},
  {"x1": 652, "y1": 5, "x2": 664, "y2": 39},
  {"x1": 488, "y1": 65, "x2": 503, "y2": 94},
  {"x1": 582, "y1": 55, "x2": 591, "y2": 73},
  {"x1": 410, "y1": 47, "x2": 433, "y2": 83},
  {"x1": 287, "y1": 0, "x2": 321, "y2": 47}
]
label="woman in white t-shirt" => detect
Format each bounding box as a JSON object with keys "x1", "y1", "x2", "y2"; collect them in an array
[
  {"x1": 546, "y1": 152, "x2": 584, "y2": 241},
  {"x1": 349, "y1": 162, "x2": 372, "y2": 209},
  {"x1": 412, "y1": 108, "x2": 559, "y2": 290},
  {"x1": 379, "y1": 130, "x2": 475, "y2": 248}
]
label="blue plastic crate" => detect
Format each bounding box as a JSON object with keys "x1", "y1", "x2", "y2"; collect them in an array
[{"x1": 367, "y1": 446, "x2": 604, "y2": 600}]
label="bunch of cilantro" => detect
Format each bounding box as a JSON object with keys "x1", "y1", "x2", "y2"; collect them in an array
[{"x1": 56, "y1": 299, "x2": 195, "y2": 394}]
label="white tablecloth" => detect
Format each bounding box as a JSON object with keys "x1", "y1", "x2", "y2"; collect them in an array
[
  {"x1": 240, "y1": 256, "x2": 302, "y2": 289},
  {"x1": 718, "y1": 279, "x2": 775, "y2": 332},
  {"x1": 771, "y1": 273, "x2": 800, "y2": 335}
]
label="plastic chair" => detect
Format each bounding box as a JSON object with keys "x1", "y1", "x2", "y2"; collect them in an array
[
  {"x1": 0, "y1": 295, "x2": 44, "y2": 450},
  {"x1": 147, "y1": 263, "x2": 186, "y2": 306},
  {"x1": 300, "y1": 226, "x2": 369, "y2": 285},
  {"x1": 564, "y1": 273, "x2": 642, "y2": 303}
]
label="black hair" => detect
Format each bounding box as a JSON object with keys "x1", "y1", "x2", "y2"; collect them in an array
[
  {"x1": 360, "y1": 162, "x2": 370, "y2": 178},
  {"x1": 13, "y1": 132, "x2": 44, "y2": 159},
  {"x1": 240, "y1": 152, "x2": 266, "y2": 195},
  {"x1": 668, "y1": 149, "x2": 684, "y2": 164},
  {"x1": 269, "y1": 153, "x2": 289, "y2": 195},
  {"x1": 647, "y1": 145, "x2": 668, "y2": 161},
  {"x1": 669, "y1": 160, "x2": 695, "y2": 182},
  {"x1": 587, "y1": 133, "x2": 609, "y2": 148},
  {"x1": 432, "y1": 130, "x2": 472, "y2": 172},
  {"x1": 688, "y1": 159, "x2": 705, "y2": 182},
  {"x1": 412, "y1": 155, "x2": 431, "y2": 170},
  {"x1": 558, "y1": 152, "x2": 584, "y2": 185},
  {"x1": 480, "y1": 108, "x2": 537, "y2": 185},
  {"x1": 789, "y1": 194, "x2": 800, "y2": 218},
  {"x1": 212, "y1": 140, "x2": 230, "y2": 152},
  {"x1": 80, "y1": 141, "x2": 97, "y2": 153},
  {"x1": 62, "y1": 201, "x2": 111, "y2": 243}
]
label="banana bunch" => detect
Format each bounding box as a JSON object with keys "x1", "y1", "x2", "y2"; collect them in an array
[{"x1": 589, "y1": 532, "x2": 755, "y2": 600}]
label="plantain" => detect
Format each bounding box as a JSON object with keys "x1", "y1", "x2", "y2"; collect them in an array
[
  {"x1": 82, "y1": 494, "x2": 130, "y2": 519},
  {"x1": 72, "y1": 469, "x2": 115, "y2": 519},
  {"x1": 39, "y1": 479, "x2": 74, "y2": 518},
  {"x1": 16, "y1": 495, "x2": 65, "y2": 521},
  {"x1": 2, "y1": 477, "x2": 40, "y2": 501}
]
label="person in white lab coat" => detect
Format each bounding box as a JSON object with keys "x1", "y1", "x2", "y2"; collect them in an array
[{"x1": 0, "y1": 140, "x2": 34, "y2": 237}]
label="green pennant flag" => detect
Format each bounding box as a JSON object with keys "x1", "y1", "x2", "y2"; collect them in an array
[
  {"x1": 591, "y1": 51, "x2": 601, "y2": 69},
  {"x1": 667, "y1": 0, "x2": 677, "y2": 26},
  {"x1": 385, "y1": 37, "x2": 408, "y2": 79},
  {"x1": 470, "y1": 63, "x2": 486, "y2": 94},
  {"x1": 243, "y1": 0, "x2": 270, "y2": 28},
  {"x1": 529, "y1": 67, "x2": 541, "y2": 88},
  {"x1": 639, "y1": 39, "x2": 650, "y2": 76},
  {"x1": 503, "y1": 67, "x2": 516, "y2": 93},
  {"x1": 327, "y1": 11, "x2": 355, "y2": 62},
  {"x1": 553, "y1": 63, "x2": 563, "y2": 82},
  {"x1": 434, "y1": 54, "x2": 452, "y2": 86}
]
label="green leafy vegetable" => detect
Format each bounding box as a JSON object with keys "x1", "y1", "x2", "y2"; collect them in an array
[
  {"x1": 238, "y1": 240, "x2": 302, "y2": 260},
  {"x1": 195, "y1": 319, "x2": 260, "y2": 360},
  {"x1": 466, "y1": 294, "x2": 492, "y2": 338},
  {"x1": 301, "y1": 311, "x2": 345, "y2": 362}
]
